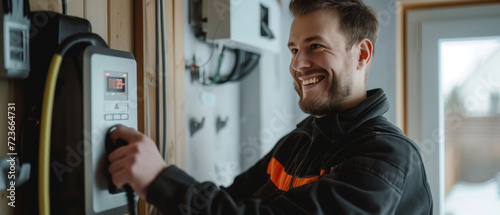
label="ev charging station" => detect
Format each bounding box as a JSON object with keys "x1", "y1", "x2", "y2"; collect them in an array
[
  {"x1": 0, "y1": 2, "x2": 140, "y2": 214},
  {"x1": 83, "y1": 46, "x2": 138, "y2": 214}
]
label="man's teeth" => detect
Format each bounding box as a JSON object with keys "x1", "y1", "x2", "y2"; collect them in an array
[{"x1": 303, "y1": 77, "x2": 319, "y2": 86}]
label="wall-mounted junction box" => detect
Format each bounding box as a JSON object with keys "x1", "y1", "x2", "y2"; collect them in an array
[
  {"x1": 0, "y1": 0, "x2": 30, "y2": 79},
  {"x1": 202, "y1": 0, "x2": 281, "y2": 53}
]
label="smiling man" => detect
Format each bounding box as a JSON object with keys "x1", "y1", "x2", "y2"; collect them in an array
[
  {"x1": 108, "y1": 0, "x2": 433, "y2": 214},
  {"x1": 288, "y1": 6, "x2": 371, "y2": 116}
]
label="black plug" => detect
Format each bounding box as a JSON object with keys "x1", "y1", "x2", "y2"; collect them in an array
[
  {"x1": 105, "y1": 125, "x2": 128, "y2": 194},
  {"x1": 105, "y1": 125, "x2": 136, "y2": 215}
]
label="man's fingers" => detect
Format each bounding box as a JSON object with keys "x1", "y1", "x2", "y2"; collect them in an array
[
  {"x1": 108, "y1": 144, "x2": 128, "y2": 163},
  {"x1": 108, "y1": 157, "x2": 126, "y2": 175},
  {"x1": 105, "y1": 126, "x2": 165, "y2": 199},
  {"x1": 108, "y1": 143, "x2": 139, "y2": 163},
  {"x1": 111, "y1": 169, "x2": 129, "y2": 189},
  {"x1": 108, "y1": 144, "x2": 139, "y2": 190},
  {"x1": 110, "y1": 125, "x2": 142, "y2": 143}
]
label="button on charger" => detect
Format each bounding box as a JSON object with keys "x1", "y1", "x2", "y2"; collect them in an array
[
  {"x1": 121, "y1": 114, "x2": 129, "y2": 120},
  {"x1": 104, "y1": 114, "x2": 113, "y2": 121}
]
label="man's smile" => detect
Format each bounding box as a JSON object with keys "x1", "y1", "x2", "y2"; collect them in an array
[{"x1": 298, "y1": 75, "x2": 326, "y2": 89}]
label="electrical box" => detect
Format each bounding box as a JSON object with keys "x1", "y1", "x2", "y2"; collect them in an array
[
  {"x1": 0, "y1": 0, "x2": 30, "y2": 78},
  {"x1": 83, "y1": 46, "x2": 138, "y2": 215},
  {"x1": 203, "y1": 0, "x2": 281, "y2": 53}
]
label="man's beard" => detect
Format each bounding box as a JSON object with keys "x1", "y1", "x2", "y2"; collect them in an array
[{"x1": 295, "y1": 80, "x2": 351, "y2": 116}]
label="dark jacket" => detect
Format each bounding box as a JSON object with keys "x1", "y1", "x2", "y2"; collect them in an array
[{"x1": 146, "y1": 89, "x2": 433, "y2": 214}]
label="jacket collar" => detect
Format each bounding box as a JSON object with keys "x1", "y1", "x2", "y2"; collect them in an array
[{"x1": 295, "y1": 88, "x2": 389, "y2": 142}]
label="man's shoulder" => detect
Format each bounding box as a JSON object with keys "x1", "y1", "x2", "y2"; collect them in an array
[
  {"x1": 353, "y1": 116, "x2": 416, "y2": 147},
  {"x1": 344, "y1": 117, "x2": 424, "y2": 171}
]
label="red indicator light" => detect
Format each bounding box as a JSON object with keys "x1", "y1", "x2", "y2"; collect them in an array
[{"x1": 105, "y1": 73, "x2": 110, "y2": 76}]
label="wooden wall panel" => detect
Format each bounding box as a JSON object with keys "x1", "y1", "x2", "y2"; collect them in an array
[
  {"x1": 29, "y1": 0, "x2": 84, "y2": 17},
  {"x1": 164, "y1": 0, "x2": 175, "y2": 167},
  {"x1": 108, "y1": 0, "x2": 134, "y2": 52},
  {"x1": 68, "y1": 0, "x2": 84, "y2": 18},
  {"x1": 134, "y1": 0, "x2": 146, "y2": 136},
  {"x1": 157, "y1": 0, "x2": 185, "y2": 169},
  {"x1": 144, "y1": 0, "x2": 158, "y2": 141},
  {"x1": 85, "y1": 0, "x2": 109, "y2": 44},
  {"x1": 29, "y1": 0, "x2": 59, "y2": 12},
  {"x1": 134, "y1": 0, "x2": 156, "y2": 141},
  {"x1": 172, "y1": 0, "x2": 185, "y2": 169},
  {"x1": 164, "y1": 0, "x2": 185, "y2": 168},
  {"x1": 134, "y1": 1, "x2": 158, "y2": 213}
]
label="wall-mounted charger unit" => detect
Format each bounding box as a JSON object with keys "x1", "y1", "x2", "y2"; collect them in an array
[
  {"x1": 83, "y1": 45, "x2": 138, "y2": 215},
  {"x1": 0, "y1": 0, "x2": 30, "y2": 78}
]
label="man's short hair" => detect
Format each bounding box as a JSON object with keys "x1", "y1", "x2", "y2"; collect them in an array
[{"x1": 289, "y1": 0, "x2": 379, "y2": 51}]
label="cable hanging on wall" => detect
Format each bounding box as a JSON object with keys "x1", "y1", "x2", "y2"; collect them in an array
[
  {"x1": 187, "y1": 43, "x2": 261, "y2": 86},
  {"x1": 186, "y1": 0, "x2": 260, "y2": 86},
  {"x1": 209, "y1": 48, "x2": 260, "y2": 84}
]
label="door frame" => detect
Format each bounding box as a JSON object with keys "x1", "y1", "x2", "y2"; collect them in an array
[
  {"x1": 397, "y1": 1, "x2": 500, "y2": 214},
  {"x1": 396, "y1": 0, "x2": 500, "y2": 133}
]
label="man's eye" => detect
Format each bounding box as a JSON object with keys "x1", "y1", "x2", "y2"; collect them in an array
[
  {"x1": 311, "y1": 44, "x2": 323, "y2": 50},
  {"x1": 291, "y1": 48, "x2": 298, "y2": 54}
]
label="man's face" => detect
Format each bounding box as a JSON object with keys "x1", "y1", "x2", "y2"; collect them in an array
[{"x1": 288, "y1": 10, "x2": 364, "y2": 116}]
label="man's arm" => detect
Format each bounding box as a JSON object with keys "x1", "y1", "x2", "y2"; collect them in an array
[
  {"x1": 108, "y1": 126, "x2": 414, "y2": 214},
  {"x1": 223, "y1": 151, "x2": 272, "y2": 202},
  {"x1": 144, "y1": 155, "x2": 407, "y2": 215}
]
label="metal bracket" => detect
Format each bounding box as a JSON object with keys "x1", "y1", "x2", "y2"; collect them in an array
[
  {"x1": 189, "y1": 117, "x2": 205, "y2": 136},
  {"x1": 216, "y1": 116, "x2": 228, "y2": 133}
]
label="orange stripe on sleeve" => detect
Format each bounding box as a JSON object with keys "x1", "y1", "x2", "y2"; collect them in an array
[
  {"x1": 267, "y1": 158, "x2": 293, "y2": 190},
  {"x1": 267, "y1": 158, "x2": 328, "y2": 191}
]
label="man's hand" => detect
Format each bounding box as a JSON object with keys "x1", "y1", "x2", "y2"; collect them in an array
[{"x1": 108, "y1": 125, "x2": 167, "y2": 199}]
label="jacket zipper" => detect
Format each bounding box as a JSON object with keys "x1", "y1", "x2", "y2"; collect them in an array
[{"x1": 289, "y1": 130, "x2": 316, "y2": 190}]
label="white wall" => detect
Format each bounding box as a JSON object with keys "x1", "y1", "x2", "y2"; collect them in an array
[
  {"x1": 239, "y1": 0, "x2": 301, "y2": 171},
  {"x1": 184, "y1": 0, "x2": 242, "y2": 186},
  {"x1": 364, "y1": 0, "x2": 398, "y2": 124}
]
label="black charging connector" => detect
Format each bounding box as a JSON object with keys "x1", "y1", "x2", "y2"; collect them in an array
[{"x1": 105, "y1": 125, "x2": 137, "y2": 215}]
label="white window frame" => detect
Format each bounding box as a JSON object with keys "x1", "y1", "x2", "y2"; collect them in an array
[{"x1": 405, "y1": 3, "x2": 500, "y2": 215}]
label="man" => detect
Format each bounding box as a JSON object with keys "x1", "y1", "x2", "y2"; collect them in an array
[{"x1": 108, "y1": 0, "x2": 433, "y2": 214}]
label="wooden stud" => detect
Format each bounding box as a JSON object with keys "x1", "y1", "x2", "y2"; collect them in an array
[
  {"x1": 134, "y1": 0, "x2": 158, "y2": 214},
  {"x1": 67, "y1": 0, "x2": 84, "y2": 18},
  {"x1": 173, "y1": 0, "x2": 185, "y2": 169},
  {"x1": 164, "y1": 0, "x2": 176, "y2": 167},
  {"x1": 134, "y1": 0, "x2": 158, "y2": 141},
  {"x1": 134, "y1": 0, "x2": 145, "y2": 135},
  {"x1": 145, "y1": 0, "x2": 158, "y2": 141},
  {"x1": 108, "y1": 0, "x2": 134, "y2": 52},
  {"x1": 85, "y1": 0, "x2": 108, "y2": 44}
]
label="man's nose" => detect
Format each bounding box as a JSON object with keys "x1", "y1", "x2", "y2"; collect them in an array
[{"x1": 291, "y1": 51, "x2": 312, "y2": 72}]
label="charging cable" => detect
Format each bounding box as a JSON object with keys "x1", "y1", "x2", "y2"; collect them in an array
[{"x1": 39, "y1": 33, "x2": 107, "y2": 215}]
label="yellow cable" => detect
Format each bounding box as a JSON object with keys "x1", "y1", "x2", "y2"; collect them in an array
[{"x1": 39, "y1": 54, "x2": 63, "y2": 215}]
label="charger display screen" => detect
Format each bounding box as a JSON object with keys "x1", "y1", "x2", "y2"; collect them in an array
[{"x1": 107, "y1": 77, "x2": 126, "y2": 92}]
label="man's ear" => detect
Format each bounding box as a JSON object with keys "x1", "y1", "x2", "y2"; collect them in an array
[{"x1": 356, "y1": 39, "x2": 373, "y2": 71}]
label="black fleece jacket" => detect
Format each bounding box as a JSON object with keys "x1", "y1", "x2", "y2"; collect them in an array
[{"x1": 146, "y1": 89, "x2": 433, "y2": 214}]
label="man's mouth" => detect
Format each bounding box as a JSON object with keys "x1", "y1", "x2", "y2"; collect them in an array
[{"x1": 300, "y1": 76, "x2": 325, "y2": 86}]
